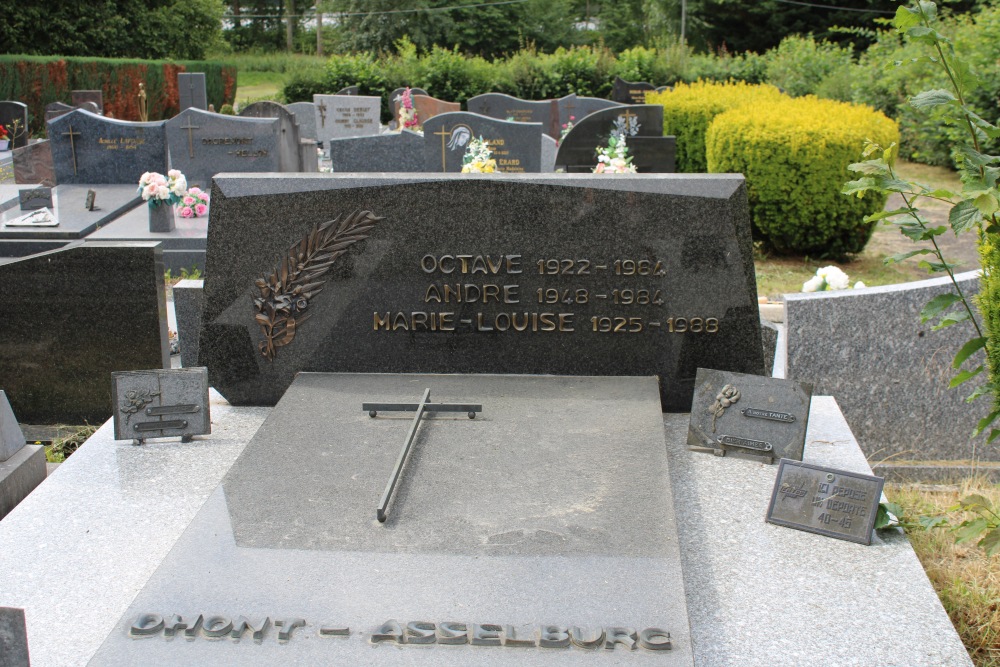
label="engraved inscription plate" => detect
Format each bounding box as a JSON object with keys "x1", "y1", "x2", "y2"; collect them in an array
[
  {"x1": 687, "y1": 368, "x2": 812, "y2": 463},
  {"x1": 111, "y1": 368, "x2": 210, "y2": 444},
  {"x1": 18, "y1": 187, "x2": 53, "y2": 210},
  {"x1": 766, "y1": 459, "x2": 884, "y2": 545}
]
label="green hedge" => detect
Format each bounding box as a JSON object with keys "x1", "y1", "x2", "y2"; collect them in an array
[
  {"x1": 0, "y1": 55, "x2": 237, "y2": 136},
  {"x1": 706, "y1": 96, "x2": 899, "y2": 257},
  {"x1": 979, "y1": 234, "x2": 1000, "y2": 419}
]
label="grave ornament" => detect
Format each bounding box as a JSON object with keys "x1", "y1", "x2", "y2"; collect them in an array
[{"x1": 111, "y1": 368, "x2": 211, "y2": 445}]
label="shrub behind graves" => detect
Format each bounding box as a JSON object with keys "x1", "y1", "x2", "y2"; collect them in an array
[
  {"x1": 647, "y1": 81, "x2": 786, "y2": 172},
  {"x1": 415, "y1": 46, "x2": 495, "y2": 104},
  {"x1": 763, "y1": 35, "x2": 855, "y2": 99},
  {"x1": 707, "y1": 96, "x2": 898, "y2": 256}
]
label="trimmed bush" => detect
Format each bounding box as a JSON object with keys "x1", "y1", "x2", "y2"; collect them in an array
[
  {"x1": 646, "y1": 81, "x2": 785, "y2": 173},
  {"x1": 0, "y1": 55, "x2": 236, "y2": 136},
  {"x1": 978, "y1": 235, "x2": 1000, "y2": 417},
  {"x1": 705, "y1": 96, "x2": 899, "y2": 257}
]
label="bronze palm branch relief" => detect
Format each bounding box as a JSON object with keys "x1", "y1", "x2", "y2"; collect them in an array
[{"x1": 253, "y1": 210, "x2": 382, "y2": 361}]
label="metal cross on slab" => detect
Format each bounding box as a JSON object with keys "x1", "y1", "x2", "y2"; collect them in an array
[
  {"x1": 362, "y1": 388, "x2": 482, "y2": 523},
  {"x1": 180, "y1": 119, "x2": 200, "y2": 158},
  {"x1": 62, "y1": 124, "x2": 81, "y2": 175},
  {"x1": 433, "y1": 127, "x2": 451, "y2": 171},
  {"x1": 317, "y1": 100, "x2": 328, "y2": 128}
]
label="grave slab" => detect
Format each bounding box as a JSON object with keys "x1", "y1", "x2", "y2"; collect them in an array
[
  {"x1": 198, "y1": 173, "x2": 764, "y2": 410},
  {"x1": 91, "y1": 373, "x2": 694, "y2": 665},
  {"x1": 237, "y1": 101, "x2": 303, "y2": 172},
  {"x1": 165, "y1": 109, "x2": 282, "y2": 189},
  {"x1": 71, "y1": 90, "x2": 103, "y2": 113},
  {"x1": 0, "y1": 241, "x2": 169, "y2": 424},
  {"x1": 412, "y1": 94, "x2": 460, "y2": 123},
  {"x1": 177, "y1": 73, "x2": 207, "y2": 111},
  {"x1": 312, "y1": 94, "x2": 381, "y2": 144},
  {"x1": 423, "y1": 112, "x2": 543, "y2": 172},
  {"x1": 285, "y1": 101, "x2": 317, "y2": 140},
  {"x1": 467, "y1": 93, "x2": 575, "y2": 138},
  {"x1": 12, "y1": 139, "x2": 55, "y2": 186},
  {"x1": 85, "y1": 203, "x2": 207, "y2": 273},
  {"x1": 47, "y1": 110, "x2": 167, "y2": 185},
  {"x1": 0, "y1": 393, "x2": 971, "y2": 667}
]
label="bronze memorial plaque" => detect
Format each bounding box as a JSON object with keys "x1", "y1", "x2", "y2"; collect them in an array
[{"x1": 766, "y1": 459, "x2": 884, "y2": 545}]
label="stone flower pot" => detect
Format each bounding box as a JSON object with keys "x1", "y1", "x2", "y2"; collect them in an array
[{"x1": 148, "y1": 203, "x2": 175, "y2": 233}]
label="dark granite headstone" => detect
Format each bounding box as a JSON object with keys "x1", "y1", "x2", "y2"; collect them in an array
[
  {"x1": 0, "y1": 101, "x2": 29, "y2": 149},
  {"x1": 72, "y1": 90, "x2": 103, "y2": 112},
  {"x1": 563, "y1": 96, "x2": 624, "y2": 128},
  {"x1": 90, "y1": 372, "x2": 694, "y2": 665},
  {"x1": 423, "y1": 112, "x2": 543, "y2": 173},
  {"x1": 166, "y1": 109, "x2": 282, "y2": 189},
  {"x1": 0, "y1": 606, "x2": 30, "y2": 667},
  {"x1": 178, "y1": 73, "x2": 208, "y2": 111},
  {"x1": 173, "y1": 279, "x2": 203, "y2": 368},
  {"x1": 0, "y1": 241, "x2": 169, "y2": 423},
  {"x1": 44, "y1": 101, "x2": 75, "y2": 123},
  {"x1": 328, "y1": 130, "x2": 423, "y2": 172},
  {"x1": 47, "y1": 109, "x2": 167, "y2": 185},
  {"x1": 555, "y1": 105, "x2": 675, "y2": 173},
  {"x1": 12, "y1": 140, "x2": 54, "y2": 187},
  {"x1": 412, "y1": 94, "x2": 460, "y2": 123},
  {"x1": 198, "y1": 173, "x2": 763, "y2": 410},
  {"x1": 312, "y1": 94, "x2": 380, "y2": 145},
  {"x1": 238, "y1": 101, "x2": 303, "y2": 172},
  {"x1": 686, "y1": 368, "x2": 813, "y2": 463},
  {"x1": 111, "y1": 367, "x2": 210, "y2": 444},
  {"x1": 285, "y1": 102, "x2": 317, "y2": 141},
  {"x1": 336, "y1": 85, "x2": 359, "y2": 95},
  {"x1": 612, "y1": 76, "x2": 657, "y2": 104},
  {"x1": 467, "y1": 93, "x2": 575, "y2": 138},
  {"x1": 389, "y1": 86, "x2": 429, "y2": 120}
]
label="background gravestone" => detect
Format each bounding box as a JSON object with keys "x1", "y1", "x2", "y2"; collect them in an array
[
  {"x1": 178, "y1": 73, "x2": 208, "y2": 111},
  {"x1": 412, "y1": 94, "x2": 459, "y2": 123},
  {"x1": 238, "y1": 101, "x2": 303, "y2": 172},
  {"x1": 612, "y1": 76, "x2": 657, "y2": 104},
  {"x1": 0, "y1": 101, "x2": 29, "y2": 149},
  {"x1": 44, "y1": 101, "x2": 74, "y2": 123},
  {"x1": 312, "y1": 94, "x2": 380, "y2": 145},
  {"x1": 47, "y1": 109, "x2": 167, "y2": 184},
  {"x1": 286, "y1": 101, "x2": 317, "y2": 141},
  {"x1": 328, "y1": 130, "x2": 423, "y2": 172},
  {"x1": 198, "y1": 173, "x2": 763, "y2": 410},
  {"x1": 563, "y1": 96, "x2": 624, "y2": 128},
  {"x1": 71, "y1": 90, "x2": 103, "y2": 113},
  {"x1": 467, "y1": 93, "x2": 575, "y2": 138},
  {"x1": 555, "y1": 105, "x2": 674, "y2": 173},
  {"x1": 335, "y1": 85, "x2": 359, "y2": 95},
  {"x1": 166, "y1": 108, "x2": 282, "y2": 188},
  {"x1": 423, "y1": 112, "x2": 543, "y2": 173},
  {"x1": 0, "y1": 241, "x2": 169, "y2": 423},
  {"x1": 389, "y1": 86, "x2": 429, "y2": 120}
]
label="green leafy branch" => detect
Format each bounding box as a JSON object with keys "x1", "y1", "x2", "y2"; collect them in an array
[
  {"x1": 884, "y1": 496, "x2": 1000, "y2": 556},
  {"x1": 842, "y1": 0, "x2": 1000, "y2": 443}
]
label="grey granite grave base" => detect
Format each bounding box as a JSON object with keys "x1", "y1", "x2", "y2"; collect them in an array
[
  {"x1": 173, "y1": 279, "x2": 204, "y2": 368},
  {"x1": 85, "y1": 205, "x2": 207, "y2": 273},
  {"x1": 0, "y1": 389, "x2": 971, "y2": 667},
  {"x1": 0, "y1": 444, "x2": 46, "y2": 519},
  {"x1": 785, "y1": 271, "x2": 991, "y2": 463},
  {"x1": 0, "y1": 394, "x2": 268, "y2": 667},
  {"x1": 0, "y1": 607, "x2": 31, "y2": 667}
]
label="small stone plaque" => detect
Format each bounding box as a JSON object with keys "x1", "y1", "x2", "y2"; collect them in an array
[
  {"x1": 18, "y1": 187, "x2": 52, "y2": 210},
  {"x1": 111, "y1": 367, "x2": 210, "y2": 444},
  {"x1": 687, "y1": 368, "x2": 812, "y2": 463},
  {"x1": 766, "y1": 459, "x2": 884, "y2": 545},
  {"x1": 85, "y1": 189, "x2": 97, "y2": 211}
]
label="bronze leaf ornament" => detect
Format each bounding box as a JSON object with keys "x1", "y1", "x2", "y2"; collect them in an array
[{"x1": 253, "y1": 210, "x2": 382, "y2": 361}]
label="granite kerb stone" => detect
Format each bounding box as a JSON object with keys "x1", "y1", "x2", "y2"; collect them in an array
[{"x1": 785, "y1": 270, "x2": 990, "y2": 462}]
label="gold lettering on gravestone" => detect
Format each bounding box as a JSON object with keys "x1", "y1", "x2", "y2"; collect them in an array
[
  {"x1": 372, "y1": 253, "x2": 721, "y2": 336},
  {"x1": 99, "y1": 137, "x2": 147, "y2": 151}
]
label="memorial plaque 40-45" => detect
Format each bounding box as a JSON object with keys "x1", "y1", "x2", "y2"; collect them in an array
[{"x1": 199, "y1": 174, "x2": 764, "y2": 411}]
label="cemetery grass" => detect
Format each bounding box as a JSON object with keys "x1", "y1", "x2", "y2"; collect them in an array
[
  {"x1": 235, "y1": 70, "x2": 284, "y2": 106},
  {"x1": 755, "y1": 160, "x2": 971, "y2": 300},
  {"x1": 888, "y1": 480, "x2": 1000, "y2": 667}
]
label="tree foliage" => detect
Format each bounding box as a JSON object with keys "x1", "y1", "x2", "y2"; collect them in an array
[{"x1": 0, "y1": 0, "x2": 225, "y2": 60}]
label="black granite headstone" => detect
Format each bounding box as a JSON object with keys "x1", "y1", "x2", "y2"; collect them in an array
[
  {"x1": 559, "y1": 96, "x2": 624, "y2": 132},
  {"x1": 0, "y1": 101, "x2": 29, "y2": 150},
  {"x1": 198, "y1": 173, "x2": 763, "y2": 410},
  {"x1": 466, "y1": 93, "x2": 575, "y2": 138},
  {"x1": 166, "y1": 109, "x2": 282, "y2": 189},
  {"x1": 238, "y1": 101, "x2": 303, "y2": 172},
  {"x1": 612, "y1": 76, "x2": 657, "y2": 104},
  {"x1": 555, "y1": 105, "x2": 675, "y2": 173},
  {"x1": 47, "y1": 109, "x2": 167, "y2": 185},
  {"x1": 178, "y1": 73, "x2": 208, "y2": 111},
  {"x1": 422, "y1": 112, "x2": 543, "y2": 173},
  {"x1": 0, "y1": 241, "x2": 169, "y2": 423}
]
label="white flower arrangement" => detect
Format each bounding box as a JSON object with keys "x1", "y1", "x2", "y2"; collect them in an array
[
  {"x1": 802, "y1": 265, "x2": 866, "y2": 292},
  {"x1": 461, "y1": 137, "x2": 497, "y2": 173},
  {"x1": 594, "y1": 134, "x2": 638, "y2": 174},
  {"x1": 138, "y1": 170, "x2": 187, "y2": 208}
]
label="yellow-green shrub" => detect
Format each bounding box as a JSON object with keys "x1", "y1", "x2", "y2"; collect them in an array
[
  {"x1": 979, "y1": 235, "x2": 1000, "y2": 417},
  {"x1": 646, "y1": 81, "x2": 786, "y2": 173},
  {"x1": 706, "y1": 97, "x2": 898, "y2": 257}
]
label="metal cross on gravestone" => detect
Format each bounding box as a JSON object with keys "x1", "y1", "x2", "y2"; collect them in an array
[
  {"x1": 362, "y1": 388, "x2": 482, "y2": 523},
  {"x1": 179, "y1": 118, "x2": 200, "y2": 159},
  {"x1": 317, "y1": 100, "x2": 328, "y2": 128},
  {"x1": 61, "y1": 123, "x2": 81, "y2": 175}
]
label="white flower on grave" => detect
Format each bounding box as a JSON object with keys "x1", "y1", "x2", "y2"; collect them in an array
[
  {"x1": 802, "y1": 275, "x2": 824, "y2": 292},
  {"x1": 854, "y1": 281, "x2": 866, "y2": 289},
  {"x1": 816, "y1": 265, "x2": 849, "y2": 290}
]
